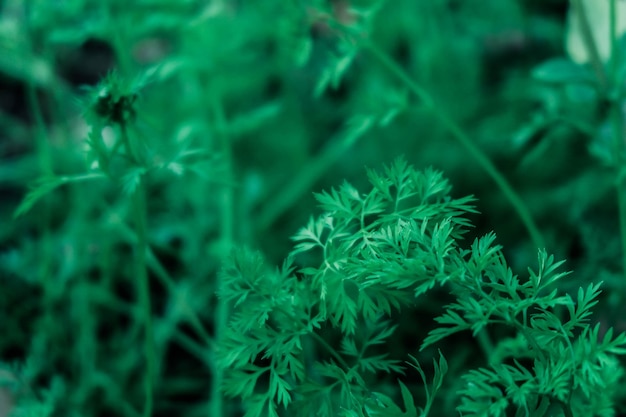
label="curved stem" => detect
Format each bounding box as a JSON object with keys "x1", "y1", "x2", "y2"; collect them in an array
[
  {"x1": 339, "y1": 30, "x2": 545, "y2": 249},
  {"x1": 211, "y1": 93, "x2": 233, "y2": 417},
  {"x1": 256, "y1": 116, "x2": 372, "y2": 231}
]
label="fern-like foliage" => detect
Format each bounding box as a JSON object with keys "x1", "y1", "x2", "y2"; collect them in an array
[
  {"x1": 292, "y1": 158, "x2": 477, "y2": 332},
  {"x1": 218, "y1": 158, "x2": 468, "y2": 416},
  {"x1": 217, "y1": 157, "x2": 626, "y2": 417},
  {"x1": 422, "y1": 235, "x2": 626, "y2": 416}
]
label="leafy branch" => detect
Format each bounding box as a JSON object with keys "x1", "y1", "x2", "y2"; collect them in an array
[
  {"x1": 422, "y1": 235, "x2": 626, "y2": 416},
  {"x1": 220, "y1": 157, "x2": 626, "y2": 416}
]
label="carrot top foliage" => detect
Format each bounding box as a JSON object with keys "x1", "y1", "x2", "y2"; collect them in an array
[{"x1": 218, "y1": 158, "x2": 626, "y2": 417}]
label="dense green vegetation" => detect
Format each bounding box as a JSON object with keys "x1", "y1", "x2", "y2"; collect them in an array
[{"x1": 2, "y1": 1, "x2": 626, "y2": 416}]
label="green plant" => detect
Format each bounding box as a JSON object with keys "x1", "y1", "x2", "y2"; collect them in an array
[
  {"x1": 218, "y1": 158, "x2": 626, "y2": 417},
  {"x1": 9, "y1": 68, "x2": 221, "y2": 417},
  {"x1": 4, "y1": 1, "x2": 626, "y2": 416},
  {"x1": 518, "y1": 0, "x2": 626, "y2": 284}
]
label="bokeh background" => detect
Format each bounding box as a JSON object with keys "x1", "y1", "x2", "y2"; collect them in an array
[{"x1": 1, "y1": 0, "x2": 625, "y2": 416}]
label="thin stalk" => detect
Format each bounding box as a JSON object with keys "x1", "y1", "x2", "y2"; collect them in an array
[
  {"x1": 144, "y1": 248, "x2": 216, "y2": 350},
  {"x1": 74, "y1": 283, "x2": 97, "y2": 406},
  {"x1": 309, "y1": 332, "x2": 352, "y2": 371},
  {"x1": 106, "y1": 21, "x2": 155, "y2": 414},
  {"x1": 106, "y1": 1, "x2": 134, "y2": 77},
  {"x1": 612, "y1": 109, "x2": 626, "y2": 282},
  {"x1": 270, "y1": 305, "x2": 353, "y2": 375},
  {"x1": 211, "y1": 93, "x2": 233, "y2": 417},
  {"x1": 213, "y1": 95, "x2": 234, "y2": 257},
  {"x1": 109, "y1": 214, "x2": 217, "y2": 350},
  {"x1": 610, "y1": 0, "x2": 619, "y2": 78},
  {"x1": 133, "y1": 180, "x2": 155, "y2": 417},
  {"x1": 22, "y1": 0, "x2": 52, "y2": 177},
  {"x1": 25, "y1": 84, "x2": 52, "y2": 175},
  {"x1": 173, "y1": 331, "x2": 214, "y2": 368},
  {"x1": 25, "y1": 76, "x2": 56, "y2": 328},
  {"x1": 23, "y1": 2, "x2": 55, "y2": 339},
  {"x1": 121, "y1": 124, "x2": 137, "y2": 162},
  {"x1": 609, "y1": 0, "x2": 626, "y2": 283},
  {"x1": 475, "y1": 329, "x2": 495, "y2": 360},
  {"x1": 257, "y1": 116, "x2": 372, "y2": 231},
  {"x1": 558, "y1": 325, "x2": 576, "y2": 409},
  {"x1": 21, "y1": 12, "x2": 60, "y2": 400},
  {"x1": 343, "y1": 32, "x2": 545, "y2": 249}
]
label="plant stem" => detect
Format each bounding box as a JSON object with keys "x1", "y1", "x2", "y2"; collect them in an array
[
  {"x1": 109, "y1": 215, "x2": 217, "y2": 350},
  {"x1": 350, "y1": 33, "x2": 545, "y2": 249},
  {"x1": 310, "y1": 331, "x2": 352, "y2": 371},
  {"x1": 256, "y1": 116, "x2": 372, "y2": 231},
  {"x1": 107, "y1": 16, "x2": 155, "y2": 415},
  {"x1": 133, "y1": 179, "x2": 154, "y2": 417},
  {"x1": 211, "y1": 93, "x2": 233, "y2": 417},
  {"x1": 173, "y1": 331, "x2": 214, "y2": 368},
  {"x1": 610, "y1": 0, "x2": 620, "y2": 78},
  {"x1": 144, "y1": 248, "x2": 216, "y2": 350},
  {"x1": 271, "y1": 304, "x2": 353, "y2": 373},
  {"x1": 612, "y1": 109, "x2": 626, "y2": 283},
  {"x1": 23, "y1": 2, "x2": 55, "y2": 335},
  {"x1": 607, "y1": 0, "x2": 626, "y2": 283},
  {"x1": 514, "y1": 321, "x2": 547, "y2": 363},
  {"x1": 475, "y1": 329, "x2": 495, "y2": 360}
]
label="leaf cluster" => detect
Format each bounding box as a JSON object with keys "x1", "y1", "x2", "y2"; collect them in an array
[
  {"x1": 219, "y1": 158, "x2": 470, "y2": 416},
  {"x1": 427, "y1": 235, "x2": 626, "y2": 416},
  {"x1": 13, "y1": 69, "x2": 218, "y2": 218},
  {"x1": 219, "y1": 158, "x2": 626, "y2": 417}
]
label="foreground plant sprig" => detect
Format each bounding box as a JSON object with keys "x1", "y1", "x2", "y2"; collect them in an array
[
  {"x1": 219, "y1": 157, "x2": 626, "y2": 417},
  {"x1": 218, "y1": 157, "x2": 472, "y2": 416}
]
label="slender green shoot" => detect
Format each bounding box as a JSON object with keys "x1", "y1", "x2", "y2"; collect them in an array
[
  {"x1": 212, "y1": 92, "x2": 233, "y2": 417},
  {"x1": 356, "y1": 35, "x2": 545, "y2": 249},
  {"x1": 608, "y1": 0, "x2": 626, "y2": 282},
  {"x1": 132, "y1": 179, "x2": 154, "y2": 417}
]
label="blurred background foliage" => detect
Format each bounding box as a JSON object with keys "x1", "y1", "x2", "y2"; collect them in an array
[{"x1": 1, "y1": 0, "x2": 625, "y2": 416}]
